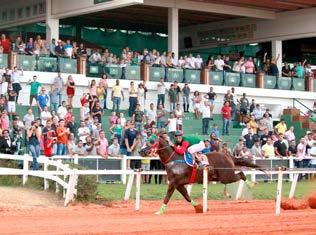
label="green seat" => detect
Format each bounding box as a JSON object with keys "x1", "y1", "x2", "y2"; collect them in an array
[
  {"x1": 0, "y1": 54, "x2": 8, "y2": 68},
  {"x1": 264, "y1": 75, "x2": 277, "y2": 89},
  {"x1": 104, "y1": 65, "x2": 122, "y2": 79},
  {"x1": 149, "y1": 67, "x2": 165, "y2": 82},
  {"x1": 210, "y1": 71, "x2": 223, "y2": 85},
  {"x1": 292, "y1": 78, "x2": 305, "y2": 91},
  {"x1": 277, "y1": 77, "x2": 292, "y2": 90},
  {"x1": 225, "y1": 72, "x2": 241, "y2": 86},
  {"x1": 125, "y1": 66, "x2": 140, "y2": 80},
  {"x1": 87, "y1": 64, "x2": 102, "y2": 77},
  {"x1": 59, "y1": 58, "x2": 77, "y2": 74},
  {"x1": 37, "y1": 57, "x2": 58, "y2": 72},
  {"x1": 241, "y1": 73, "x2": 256, "y2": 88},
  {"x1": 166, "y1": 68, "x2": 184, "y2": 82},
  {"x1": 16, "y1": 54, "x2": 36, "y2": 71},
  {"x1": 184, "y1": 69, "x2": 200, "y2": 84}
]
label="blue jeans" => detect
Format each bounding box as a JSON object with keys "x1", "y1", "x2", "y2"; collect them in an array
[
  {"x1": 129, "y1": 97, "x2": 138, "y2": 117},
  {"x1": 202, "y1": 118, "x2": 210, "y2": 135},
  {"x1": 57, "y1": 143, "x2": 67, "y2": 155},
  {"x1": 29, "y1": 144, "x2": 40, "y2": 170},
  {"x1": 112, "y1": 97, "x2": 121, "y2": 113},
  {"x1": 183, "y1": 96, "x2": 189, "y2": 105},
  {"x1": 169, "y1": 102, "x2": 176, "y2": 113},
  {"x1": 231, "y1": 103, "x2": 237, "y2": 121},
  {"x1": 222, "y1": 118, "x2": 231, "y2": 135},
  {"x1": 157, "y1": 94, "x2": 165, "y2": 107},
  {"x1": 157, "y1": 121, "x2": 165, "y2": 130},
  {"x1": 51, "y1": 102, "x2": 58, "y2": 113}
]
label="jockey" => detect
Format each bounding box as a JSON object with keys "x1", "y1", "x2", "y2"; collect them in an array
[{"x1": 172, "y1": 130, "x2": 209, "y2": 166}]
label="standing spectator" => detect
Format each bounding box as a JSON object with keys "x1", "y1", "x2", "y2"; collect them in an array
[
  {"x1": 91, "y1": 100, "x2": 103, "y2": 124},
  {"x1": 145, "y1": 103, "x2": 156, "y2": 126},
  {"x1": 56, "y1": 119, "x2": 69, "y2": 155},
  {"x1": 7, "y1": 89, "x2": 17, "y2": 119},
  {"x1": 182, "y1": 83, "x2": 190, "y2": 112},
  {"x1": 28, "y1": 75, "x2": 41, "y2": 109},
  {"x1": 124, "y1": 122, "x2": 138, "y2": 157},
  {"x1": 262, "y1": 137, "x2": 275, "y2": 158},
  {"x1": 0, "y1": 34, "x2": 10, "y2": 53},
  {"x1": 174, "y1": 103, "x2": 184, "y2": 131},
  {"x1": 66, "y1": 115, "x2": 77, "y2": 137},
  {"x1": 48, "y1": 38, "x2": 56, "y2": 57},
  {"x1": 11, "y1": 66, "x2": 23, "y2": 103},
  {"x1": 23, "y1": 108, "x2": 34, "y2": 131},
  {"x1": 89, "y1": 79, "x2": 97, "y2": 97},
  {"x1": 55, "y1": 40, "x2": 65, "y2": 57},
  {"x1": 288, "y1": 140, "x2": 297, "y2": 156},
  {"x1": 214, "y1": 55, "x2": 224, "y2": 71},
  {"x1": 168, "y1": 84, "x2": 177, "y2": 113},
  {"x1": 40, "y1": 106, "x2": 52, "y2": 126},
  {"x1": 156, "y1": 104, "x2": 167, "y2": 130},
  {"x1": 192, "y1": 91, "x2": 202, "y2": 119},
  {"x1": 282, "y1": 62, "x2": 292, "y2": 77},
  {"x1": 109, "y1": 119, "x2": 123, "y2": 143},
  {"x1": 100, "y1": 74, "x2": 108, "y2": 109},
  {"x1": 244, "y1": 57, "x2": 255, "y2": 74},
  {"x1": 96, "y1": 81, "x2": 105, "y2": 110},
  {"x1": 274, "y1": 134, "x2": 288, "y2": 157},
  {"x1": 111, "y1": 79, "x2": 124, "y2": 113},
  {"x1": 137, "y1": 82, "x2": 146, "y2": 109},
  {"x1": 274, "y1": 119, "x2": 287, "y2": 135},
  {"x1": 166, "y1": 113, "x2": 177, "y2": 141},
  {"x1": 252, "y1": 104, "x2": 263, "y2": 121},
  {"x1": 284, "y1": 126, "x2": 295, "y2": 143},
  {"x1": 77, "y1": 120, "x2": 90, "y2": 144},
  {"x1": 108, "y1": 136, "x2": 121, "y2": 157},
  {"x1": 27, "y1": 122, "x2": 41, "y2": 170},
  {"x1": 133, "y1": 103, "x2": 145, "y2": 132},
  {"x1": 201, "y1": 101, "x2": 211, "y2": 135},
  {"x1": 128, "y1": 81, "x2": 138, "y2": 117},
  {"x1": 37, "y1": 87, "x2": 49, "y2": 112},
  {"x1": 249, "y1": 99, "x2": 256, "y2": 113},
  {"x1": 204, "y1": 86, "x2": 216, "y2": 119},
  {"x1": 244, "y1": 128, "x2": 257, "y2": 149},
  {"x1": 49, "y1": 85, "x2": 59, "y2": 113},
  {"x1": 97, "y1": 130, "x2": 109, "y2": 158},
  {"x1": 53, "y1": 72, "x2": 65, "y2": 106},
  {"x1": 157, "y1": 78, "x2": 166, "y2": 108},
  {"x1": 42, "y1": 119, "x2": 56, "y2": 157},
  {"x1": 263, "y1": 112, "x2": 274, "y2": 135},
  {"x1": 221, "y1": 101, "x2": 232, "y2": 136},
  {"x1": 57, "y1": 101, "x2": 67, "y2": 120},
  {"x1": 77, "y1": 43, "x2": 87, "y2": 57},
  {"x1": 239, "y1": 93, "x2": 249, "y2": 125},
  {"x1": 230, "y1": 87, "x2": 237, "y2": 121},
  {"x1": 66, "y1": 75, "x2": 75, "y2": 107}
]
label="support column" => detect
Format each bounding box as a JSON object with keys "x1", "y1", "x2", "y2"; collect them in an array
[
  {"x1": 46, "y1": 0, "x2": 59, "y2": 42},
  {"x1": 168, "y1": 7, "x2": 179, "y2": 59},
  {"x1": 272, "y1": 40, "x2": 282, "y2": 75}
]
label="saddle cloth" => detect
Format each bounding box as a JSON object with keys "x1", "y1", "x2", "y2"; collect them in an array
[{"x1": 184, "y1": 152, "x2": 194, "y2": 167}]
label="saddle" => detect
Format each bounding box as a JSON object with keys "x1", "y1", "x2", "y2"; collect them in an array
[{"x1": 184, "y1": 152, "x2": 194, "y2": 167}]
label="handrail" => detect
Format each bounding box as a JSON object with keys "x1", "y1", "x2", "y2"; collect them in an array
[{"x1": 292, "y1": 98, "x2": 316, "y2": 122}]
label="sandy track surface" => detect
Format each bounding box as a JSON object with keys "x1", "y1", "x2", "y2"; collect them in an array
[{"x1": 0, "y1": 197, "x2": 316, "y2": 235}]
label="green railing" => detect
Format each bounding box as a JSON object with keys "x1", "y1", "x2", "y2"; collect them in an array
[{"x1": 0, "y1": 54, "x2": 8, "y2": 68}]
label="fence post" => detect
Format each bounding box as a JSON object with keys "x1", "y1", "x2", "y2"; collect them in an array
[
  {"x1": 64, "y1": 170, "x2": 78, "y2": 206},
  {"x1": 203, "y1": 167, "x2": 208, "y2": 213},
  {"x1": 56, "y1": 160, "x2": 61, "y2": 194},
  {"x1": 251, "y1": 159, "x2": 256, "y2": 182},
  {"x1": 96, "y1": 158, "x2": 99, "y2": 183},
  {"x1": 23, "y1": 154, "x2": 29, "y2": 185},
  {"x1": 275, "y1": 167, "x2": 283, "y2": 216},
  {"x1": 289, "y1": 173, "x2": 299, "y2": 199},
  {"x1": 235, "y1": 180, "x2": 245, "y2": 200},
  {"x1": 124, "y1": 173, "x2": 135, "y2": 201},
  {"x1": 289, "y1": 157, "x2": 294, "y2": 181},
  {"x1": 135, "y1": 170, "x2": 141, "y2": 211},
  {"x1": 44, "y1": 158, "x2": 49, "y2": 190},
  {"x1": 122, "y1": 155, "x2": 127, "y2": 184}
]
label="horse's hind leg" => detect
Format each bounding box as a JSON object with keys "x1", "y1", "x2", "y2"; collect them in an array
[
  {"x1": 176, "y1": 185, "x2": 203, "y2": 213},
  {"x1": 237, "y1": 171, "x2": 256, "y2": 188},
  {"x1": 155, "y1": 183, "x2": 176, "y2": 215}
]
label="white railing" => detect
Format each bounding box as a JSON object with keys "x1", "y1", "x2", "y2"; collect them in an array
[{"x1": 0, "y1": 154, "x2": 78, "y2": 206}]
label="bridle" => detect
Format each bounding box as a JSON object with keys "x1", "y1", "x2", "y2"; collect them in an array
[{"x1": 149, "y1": 136, "x2": 176, "y2": 165}]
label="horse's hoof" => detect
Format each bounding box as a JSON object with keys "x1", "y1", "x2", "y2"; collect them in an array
[
  {"x1": 154, "y1": 211, "x2": 163, "y2": 215},
  {"x1": 194, "y1": 205, "x2": 203, "y2": 213},
  {"x1": 246, "y1": 181, "x2": 257, "y2": 188}
]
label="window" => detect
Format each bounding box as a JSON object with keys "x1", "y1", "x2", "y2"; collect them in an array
[
  {"x1": 33, "y1": 4, "x2": 38, "y2": 16},
  {"x1": 25, "y1": 6, "x2": 31, "y2": 17},
  {"x1": 17, "y1": 8, "x2": 23, "y2": 18}
]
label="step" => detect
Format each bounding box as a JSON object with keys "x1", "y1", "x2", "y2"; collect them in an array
[
  {"x1": 292, "y1": 115, "x2": 309, "y2": 123},
  {"x1": 283, "y1": 108, "x2": 300, "y2": 116}
]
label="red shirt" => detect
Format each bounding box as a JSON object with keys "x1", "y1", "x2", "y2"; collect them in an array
[
  {"x1": 221, "y1": 106, "x2": 232, "y2": 119},
  {"x1": 174, "y1": 140, "x2": 189, "y2": 155},
  {"x1": 1, "y1": 38, "x2": 10, "y2": 53}
]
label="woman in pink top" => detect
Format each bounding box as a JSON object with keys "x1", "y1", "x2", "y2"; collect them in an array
[
  {"x1": 89, "y1": 79, "x2": 97, "y2": 97},
  {"x1": 244, "y1": 57, "x2": 255, "y2": 74},
  {"x1": 1, "y1": 111, "x2": 9, "y2": 131},
  {"x1": 108, "y1": 111, "x2": 118, "y2": 126}
]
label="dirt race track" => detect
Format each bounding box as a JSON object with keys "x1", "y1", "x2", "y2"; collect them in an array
[{"x1": 1, "y1": 199, "x2": 316, "y2": 235}]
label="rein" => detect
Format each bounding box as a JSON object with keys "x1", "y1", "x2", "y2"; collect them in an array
[{"x1": 151, "y1": 138, "x2": 176, "y2": 165}]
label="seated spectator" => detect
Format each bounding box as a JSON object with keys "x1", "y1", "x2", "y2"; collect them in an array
[
  {"x1": 252, "y1": 104, "x2": 263, "y2": 121},
  {"x1": 202, "y1": 139, "x2": 212, "y2": 154},
  {"x1": 284, "y1": 126, "x2": 295, "y2": 143},
  {"x1": 89, "y1": 49, "x2": 102, "y2": 64},
  {"x1": 85, "y1": 136, "x2": 97, "y2": 155},
  {"x1": 288, "y1": 140, "x2": 297, "y2": 156},
  {"x1": 262, "y1": 137, "x2": 275, "y2": 158},
  {"x1": 67, "y1": 133, "x2": 76, "y2": 156},
  {"x1": 77, "y1": 120, "x2": 90, "y2": 144},
  {"x1": 108, "y1": 136, "x2": 121, "y2": 157},
  {"x1": 309, "y1": 142, "x2": 316, "y2": 168},
  {"x1": 57, "y1": 101, "x2": 67, "y2": 120},
  {"x1": 55, "y1": 40, "x2": 65, "y2": 57},
  {"x1": 233, "y1": 137, "x2": 244, "y2": 156},
  {"x1": 239, "y1": 145, "x2": 252, "y2": 159},
  {"x1": 221, "y1": 142, "x2": 232, "y2": 156}
]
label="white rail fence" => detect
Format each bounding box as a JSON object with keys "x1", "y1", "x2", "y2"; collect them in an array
[{"x1": 1, "y1": 154, "x2": 316, "y2": 216}]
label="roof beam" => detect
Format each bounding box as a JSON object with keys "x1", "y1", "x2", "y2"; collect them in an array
[{"x1": 143, "y1": 0, "x2": 276, "y2": 19}]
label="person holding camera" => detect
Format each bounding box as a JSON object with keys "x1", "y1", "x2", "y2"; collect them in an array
[
  {"x1": 42, "y1": 119, "x2": 56, "y2": 157},
  {"x1": 27, "y1": 121, "x2": 41, "y2": 170}
]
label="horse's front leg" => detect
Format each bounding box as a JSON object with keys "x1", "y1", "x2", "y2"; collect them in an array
[
  {"x1": 155, "y1": 182, "x2": 176, "y2": 215},
  {"x1": 176, "y1": 185, "x2": 203, "y2": 213}
]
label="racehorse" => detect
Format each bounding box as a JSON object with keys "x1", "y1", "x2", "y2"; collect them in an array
[{"x1": 139, "y1": 136, "x2": 263, "y2": 215}]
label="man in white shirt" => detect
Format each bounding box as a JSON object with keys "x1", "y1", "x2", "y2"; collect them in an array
[
  {"x1": 195, "y1": 54, "x2": 203, "y2": 69},
  {"x1": 77, "y1": 121, "x2": 91, "y2": 144},
  {"x1": 214, "y1": 55, "x2": 225, "y2": 71},
  {"x1": 40, "y1": 105, "x2": 52, "y2": 126},
  {"x1": 11, "y1": 66, "x2": 23, "y2": 103},
  {"x1": 88, "y1": 49, "x2": 102, "y2": 63},
  {"x1": 108, "y1": 137, "x2": 121, "y2": 157},
  {"x1": 145, "y1": 103, "x2": 156, "y2": 125},
  {"x1": 167, "y1": 113, "x2": 177, "y2": 140},
  {"x1": 201, "y1": 101, "x2": 211, "y2": 135},
  {"x1": 57, "y1": 101, "x2": 67, "y2": 119},
  {"x1": 187, "y1": 54, "x2": 195, "y2": 69},
  {"x1": 157, "y1": 78, "x2": 166, "y2": 107}
]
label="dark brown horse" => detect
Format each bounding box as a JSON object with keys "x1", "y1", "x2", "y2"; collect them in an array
[{"x1": 140, "y1": 136, "x2": 263, "y2": 215}]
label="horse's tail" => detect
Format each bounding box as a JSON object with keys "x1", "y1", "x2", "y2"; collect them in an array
[{"x1": 232, "y1": 157, "x2": 268, "y2": 175}]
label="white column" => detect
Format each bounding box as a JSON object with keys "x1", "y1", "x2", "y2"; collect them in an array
[
  {"x1": 168, "y1": 7, "x2": 179, "y2": 59},
  {"x1": 272, "y1": 40, "x2": 282, "y2": 75},
  {"x1": 46, "y1": 0, "x2": 59, "y2": 42}
]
